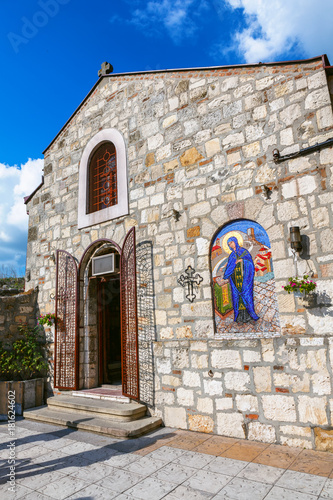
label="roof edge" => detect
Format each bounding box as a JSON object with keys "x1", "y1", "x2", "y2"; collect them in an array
[
  {"x1": 43, "y1": 55, "x2": 327, "y2": 155},
  {"x1": 24, "y1": 176, "x2": 44, "y2": 205}
]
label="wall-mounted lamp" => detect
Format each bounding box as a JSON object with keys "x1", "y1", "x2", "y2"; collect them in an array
[
  {"x1": 50, "y1": 253, "x2": 56, "y2": 264},
  {"x1": 290, "y1": 226, "x2": 302, "y2": 253},
  {"x1": 273, "y1": 148, "x2": 280, "y2": 163}
]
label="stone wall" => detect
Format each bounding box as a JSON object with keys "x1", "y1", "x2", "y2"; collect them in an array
[
  {"x1": 153, "y1": 336, "x2": 333, "y2": 451},
  {"x1": 25, "y1": 57, "x2": 333, "y2": 448},
  {"x1": 0, "y1": 289, "x2": 37, "y2": 343}
]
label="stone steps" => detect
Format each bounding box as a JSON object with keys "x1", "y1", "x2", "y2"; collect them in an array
[{"x1": 23, "y1": 394, "x2": 162, "y2": 439}]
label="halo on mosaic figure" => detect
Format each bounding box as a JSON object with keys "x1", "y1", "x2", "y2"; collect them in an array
[{"x1": 222, "y1": 231, "x2": 243, "y2": 254}]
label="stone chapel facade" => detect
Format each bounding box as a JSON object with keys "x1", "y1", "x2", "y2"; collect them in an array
[{"x1": 24, "y1": 55, "x2": 333, "y2": 450}]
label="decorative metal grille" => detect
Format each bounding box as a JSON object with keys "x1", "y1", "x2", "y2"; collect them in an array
[
  {"x1": 54, "y1": 250, "x2": 78, "y2": 389},
  {"x1": 136, "y1": 241, "x2": 155, "y2": 406},
  {"x1": 121, "y1": 228, "x2": 139, "y2": 400},
  {"x1": 88, "y1": 142, "x2": 117, "y2": 214}
]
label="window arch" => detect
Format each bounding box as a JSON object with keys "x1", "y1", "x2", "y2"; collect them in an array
[
  {"x1": 210, "y1": 218, "x2": 280, "y2": 339},
  {"x1": 78, "y1": 128, "x2": 128, "y2": 229}
]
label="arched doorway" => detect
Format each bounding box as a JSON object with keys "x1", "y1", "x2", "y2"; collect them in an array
[{"x1": 54, "y1": 229, "x2": 140, "y2": 400}]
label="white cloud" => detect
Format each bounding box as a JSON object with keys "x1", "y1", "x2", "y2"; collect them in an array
[
  {"x1": 223, "y1": 0, "x2": 333, "y2": 63},
  {"x1": 128, "y1": 0, "x2": 208, "y2": 43},
  {"x1": 0, "y1": 159, "x2": 43, "y2": 273}
]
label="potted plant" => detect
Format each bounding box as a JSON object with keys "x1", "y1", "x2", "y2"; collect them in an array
[
  {"x1": 282, "y1": 275, "x2": 317, "y2": 296},
  {"x1": 0, "y1": 324, "x2": 49, "y2": 418},
  {"x1": 38, "y1": 313, "x2": 56, "y2": 327}
]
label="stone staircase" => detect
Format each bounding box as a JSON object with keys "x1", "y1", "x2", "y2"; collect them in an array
[{"x1": 23, "y1": 391, "x2": 162, "y2": 439}]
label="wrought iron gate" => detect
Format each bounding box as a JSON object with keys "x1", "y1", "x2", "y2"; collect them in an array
[
  {"x1": 54, "y1": 250, "x2": 78, "y2": 390},
  {"x1": 121, "y1": 228, "x2": 140, "y2": 400}
]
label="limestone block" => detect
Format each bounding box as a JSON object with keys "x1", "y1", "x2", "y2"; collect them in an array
[
  {"x1": 181, "y1": 301, "x2": 212, "y2": 318},
  {"x1": 262, "y1": 395, "x2": 297, "y2": 422},
  {"x1": 183, "y1": 370, "x2": 201, "y2": 387},
  {"x1": 234, "y1": 83, "x2": 253, "y2": 98},
  {"x1": 277, "y1": 201, "x2": 299, "y2": 220},
  {"x1": 221, "y1": 76, "x2": 239, "y2": 91},
  {"x1": 156, "y1": 392, "x2": 175, "y2": 405},
  {"x1": 180, "y1": 147, "x2": 204, "y2": 168},
  {"x1": 261, "y1": 339, "x2": 275, "y2": 363},
  {"x1": 189, "y1": 201, "x2": 211, "y2": 219},
  {"x1": 280, "y1": 128, "x2": 294, "y2": 146},
  {"x1": 148, "y1": 132, "x2": 164, "y2": 150},
  {"x1": 311, "y1": 207, "x2": 329, "y2": 228},
  {"x1": 253, "y1": 105, "x2": 267, "y2": 120},
  {"x1": 160, "y1": 327, "x2": 174, "y2": 340},
  {"x1": 172, "y1": 348, "x2": 190, "y2": 369},
  {"x1": 221, "y1": 169, "x2": 253, "y2": 192},
  {"x1": 242, "y1": 350, "x2": 261, "y2": 363},
  {"x1": 243, "y1": 141, "x2": 260, "y2": 158},
  {"x1": 164, "y1": 159, "x2": 179, "y2": 173},
  {"x1": 162, "y1": 375, "x2": 181, "y2": 387},
  {"x1": 196, "y1": 237, "x2": 210, "y2": 256},
  {"x1": 156, "y1": 357, "x2": 171, "y2": 374},
  {"x1": 163, "y1": 114, "x2": 177, "y2": 128},
  {"x1": 311, "y1": 372, "x2": 331, "y2": 396},
  {"x1": 314, "y1": 427, "x2": 333, "y2": 452},
  {"x1": 176, "y1": 326, "x2": 192, "y2": 339},
  {"x1": 317, "y1": 106, "x2": 333, "y2": 129},
  {"x1": 197, "y1": 397, "x2": 214, "y2": 414},
  {"x1": 248, "y1": 422, "x2": 276, "y2": 443},
  {"x1": 189, "y1": 414, "x2": 214, "y2": 433},
  {"x1": 216, "y1": 398, "x2": 233, "y2": 410},
  {"x1": 203, "y1": 379, "x2": 223, "y2": 396},
  {"x1": 158, "y1": 295, "x2": 172, "y2": 309},
  {"x1": 224, "y1": 372, "x2": 250, "y2": 392},
  {"x1": 223, "y1": 100, "x2": 242, "y2": 118},
  {"x1": 280, "y1": 425, "x2": 311, "y2": 437},
  {"x1": 280, "y1": 104, "x2": 301, "y2": 126},
  {"x1": 280, "y1": 436, "x2": 312, "y2": 449},
  {"x1": 191, "y1": 354, "x2": 208, "y2": 369},
  {"x1": 253, "y1": 366, "x2": 272, "y2": 392},
  {"x1": 308, "y1": 71, "x2": 327, "y2": 89},
  {"x1": 156, "y1": 310, "x2": 167, "y2": 326},
  {"x1": 156, "y1": 144, "x2": 172, "y2": 162},
  {"x1": 270, "y1": 97, "x2": 285, "y2": 112},
  {"x1": 298, "y1": 396, "x2": 328, "y2": 425},
  {"x1": 217, "y1": 412, "x2": 245, "y2": 438},
  {"x1": 177, "y1": 387, "x2": 194, "y2": 406},
  {"x1": 305, "y1": 88, "x2": 330, "y2": 109},
  {"x1": 245, "y1": 124, "x2": 264, "y2": 142},
  {"x1": 222, "y1": 133, "x2": 244, "y2": 149},
  {"x1": 320, "y1": 147, "x2": 333, "y2": 165},
  {"x1": 256, "y1": 76, "x2": 274, "y2": 90},
  {"x1": 288, "y1": 157, "x2": 311, "y2": 173},
  {"x1": 235, "y1": 395, "x2": 259, "y2": 412},
  {"x1": 164, "y1": 406, "x2": 187, "y2": 429},
  {"x1": 211, "y1": 350, "x2": 242, "y2": 369}
]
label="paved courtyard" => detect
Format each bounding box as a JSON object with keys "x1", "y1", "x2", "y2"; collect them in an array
[{"x1": 0, "y1": 419, "x2": 332, "y2": 499}]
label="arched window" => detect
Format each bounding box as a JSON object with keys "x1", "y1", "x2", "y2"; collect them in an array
[
  {"x1": 78, "y1": 128, "x2": 128, "y2": 229},
  {"x1": 210, "y1": 218, "x2": 280, "y2": 338},
  {"x1": 87, "y1": 142, "x2": 117, "y2": 214}
]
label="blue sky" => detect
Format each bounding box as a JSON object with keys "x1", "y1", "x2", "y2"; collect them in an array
[{"x1": 0, "y1": 0, "x2": 332, "y2": 274}]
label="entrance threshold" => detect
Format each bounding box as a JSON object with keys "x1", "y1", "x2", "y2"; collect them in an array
[{"x1": 72, "y1": 385, "x2": 130, "y2": 403}]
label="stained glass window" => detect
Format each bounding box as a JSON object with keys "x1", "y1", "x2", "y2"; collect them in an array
[{"x1": 88, "y1": 142, "x2": 117, "y2": 214}]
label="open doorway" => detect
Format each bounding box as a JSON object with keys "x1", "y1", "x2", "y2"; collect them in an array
[{"x1": 98, "y1": 275, "x2": 121, "y2": 385}]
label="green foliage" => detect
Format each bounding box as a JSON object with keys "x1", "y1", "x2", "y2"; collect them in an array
[
  {"x1": 38, "y1": 313, "x2": 56, "y2": 326},
  {"x1": 0, "y1": 324, "x2": 49, "y2": 381},
  {"x1": 283, "y1": 275, "x2": 317, "y2": 295}
]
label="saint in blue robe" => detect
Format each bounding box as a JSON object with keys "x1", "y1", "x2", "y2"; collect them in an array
[{"x1": 223, "y1": 237, "x2": 259, "y2": 323}]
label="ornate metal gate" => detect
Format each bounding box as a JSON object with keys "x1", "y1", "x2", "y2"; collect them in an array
[
  {"x1": 54, "y1": 250, "x2": 78, "y2": 390},
  {"x1": 121, "y1": 227, "x2": 140, "y2": 400}
]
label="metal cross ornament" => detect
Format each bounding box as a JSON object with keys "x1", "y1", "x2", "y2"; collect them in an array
[{"x1": 178, "y1": 265, "x2": 203, "y2": 303}]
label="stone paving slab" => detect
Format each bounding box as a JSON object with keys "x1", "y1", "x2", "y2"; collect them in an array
[{"x1": 0, "y1": 419, "x2": 332, "y2": 499}]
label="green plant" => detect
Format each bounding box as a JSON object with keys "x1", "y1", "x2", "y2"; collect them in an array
[
  {"x1": 0, "y1": 324, "x2": 49, "y2": 381},
  {"x1": 38, "y1": 313, "x2": 56, "y2": 326},
  {"x1": 283, "y1": 275, "x2": 317, "y2": 295}
]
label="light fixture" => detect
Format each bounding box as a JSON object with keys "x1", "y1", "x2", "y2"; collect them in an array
[
  {"x1": 50, "y1": 253, "x2": 56, "y2": 264},
  {"x1": 290, "y1": 227, "x2": 302, "y2": 253}
]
